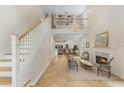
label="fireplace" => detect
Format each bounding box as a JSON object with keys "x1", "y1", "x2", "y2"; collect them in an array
[
  {"x1": 95, "y1": 52, "x2": 108, "y2": 64},
  {"x1": 96, "y1": 56, "x2": 108, "y2": 64}
]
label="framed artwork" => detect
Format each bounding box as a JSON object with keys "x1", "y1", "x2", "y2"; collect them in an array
[{"x1": 95, "y1": 31, "x2": 108, "y2": 47}]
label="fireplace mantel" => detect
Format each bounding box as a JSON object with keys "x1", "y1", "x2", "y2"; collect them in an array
[
  {"x1": 95, "y1": 52, "x2": 109, "y2": 59},
  {"x1": 92, "y1": 47, "x2": 113, "y2": 55},
  {"x1": 90, "y1": 47, "x2": 114, "y2": 64}
]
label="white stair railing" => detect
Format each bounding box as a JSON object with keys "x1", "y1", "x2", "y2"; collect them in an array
[{"x1": 11, "y1": 16, "x2": 51, "y2": 86}]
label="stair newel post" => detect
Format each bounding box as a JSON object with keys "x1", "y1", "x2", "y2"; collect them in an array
[{"x1": 11, "y1": 34, "x2": 20, "y2": 87}]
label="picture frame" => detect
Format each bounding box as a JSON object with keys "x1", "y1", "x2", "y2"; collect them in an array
[{"x1": 95, "y1": 31, "x2": 109, "y2": 47}]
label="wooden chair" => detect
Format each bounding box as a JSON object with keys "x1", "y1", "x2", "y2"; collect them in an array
[
  {"x1": 68, "y1": 57, "x2": 78, "y2": 71},
  {"x1": 97, "y1": 57, "x2": 114, "y2": 78}
]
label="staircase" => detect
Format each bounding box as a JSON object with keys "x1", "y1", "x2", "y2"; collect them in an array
[
  {"x1": 0, "y1": 53, "x2": 12, "y2": 86},
  {"x1": 0, "y1": 16, "x2": 52, "y2": 87}
]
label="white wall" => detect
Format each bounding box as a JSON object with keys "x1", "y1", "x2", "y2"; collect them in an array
[
  {"x1": 87, "y1": 6, "x2": 124, "y2": 79},
  {"x1": 50, "y1": 34, "x2": 56, "y2": 60},
  {"x1": 29, "y1": 31, "x2": 53, "y2": 86},
  {"x1": 0, "y1": 5, "x2": 44, "y2": 53}
]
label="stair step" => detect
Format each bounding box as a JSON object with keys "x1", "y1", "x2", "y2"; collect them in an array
[
  {"x1": 2, "y1": 55, "x2": 12, "y2": 59},
  {"x1": 0, "y1": 59, "x2": 11, "y2": 62},
  {"x1": 0, "y1": 85, "x2": 12, "y2": 87},
  {"x1": 0, "y1": 57, "x2": 12, "y2": 61},
  {"x1": 0, "y1": 71, "x2": 12, "y2": 77},
  {"x1": 0, "y1": 67, "x2": 11, "y2": 71},
  {"x1": 0, "y1": 77, "x2": 11, "y2": 85},
  {"x1": 0, "y1": 62, "x2": 11, "y2": 67},
  {"x1": 4, "y1": 53, "x2": 12, "y2": 55}
]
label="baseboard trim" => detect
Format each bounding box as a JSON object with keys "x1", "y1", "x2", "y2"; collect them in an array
[
  {"x1": 23, "y1": 80, "x2": 31, "y2": 87},
  {"x1": 112, "y1": 72, "x2": 124, "y2": 80},
  {"x1": 51, "y1": 55, "x2": 56, "y2": 61}
]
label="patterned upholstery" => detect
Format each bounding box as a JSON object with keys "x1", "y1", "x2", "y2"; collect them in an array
[{"x1": 81, "y1": 51, "x2": 89, "y2": 61}]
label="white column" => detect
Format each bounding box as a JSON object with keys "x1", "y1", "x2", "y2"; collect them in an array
[{"x1": 11, "y1": 34, "x2": 20, "y2": 87}]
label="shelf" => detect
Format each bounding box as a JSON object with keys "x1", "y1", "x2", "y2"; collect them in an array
[
  {"x1": 92, "y1": 47, "x2": 112, "y2": 49},
  {"x1": 53, "y1": 14, "x2": 88, "y2": 29}
]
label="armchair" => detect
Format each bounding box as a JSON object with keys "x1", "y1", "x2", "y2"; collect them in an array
[{"x1": 97, "y1": 57, "x2": 114, "y2": 78}]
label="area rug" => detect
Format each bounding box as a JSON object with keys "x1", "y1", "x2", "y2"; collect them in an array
[{"x1": 69, "y1": 62, "x2": 120, "y2": 80}]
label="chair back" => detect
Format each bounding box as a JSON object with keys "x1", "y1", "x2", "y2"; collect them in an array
[
  {"x1": 108, "y1": 57, "x2": 114, "y2": 64},
  {"x1": 100, "y1": 57, "x2": 114, "y2": 68},
  {"x1": 81, "y1": 51, "x2": 89, "y2": 61}
]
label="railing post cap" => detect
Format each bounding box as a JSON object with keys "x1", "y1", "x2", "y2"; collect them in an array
[{"x1": 10, "y1": 34, "x2": 19, "y2": 37}]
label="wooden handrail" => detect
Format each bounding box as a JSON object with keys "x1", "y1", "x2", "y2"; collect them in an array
[
  {"x1": 19, "y1": 16, "x2": 50, "y2": 40},
  {"x1": 19, "y1": 22, "x2": 41, "y2": 40}
]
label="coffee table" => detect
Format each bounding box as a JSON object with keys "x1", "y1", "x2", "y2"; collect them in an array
[{"x1": 79, "y1": 59, "x2": 93, "y2": 70}]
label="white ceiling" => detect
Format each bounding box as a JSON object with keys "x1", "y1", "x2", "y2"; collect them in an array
[{"x1": 42, "y1": 5, "x2": 86, "y2": 16}]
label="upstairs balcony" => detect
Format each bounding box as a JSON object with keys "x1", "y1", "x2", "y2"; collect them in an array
[{"x1": 52, "y1": 13, "x2": 88, "y2": 33}]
